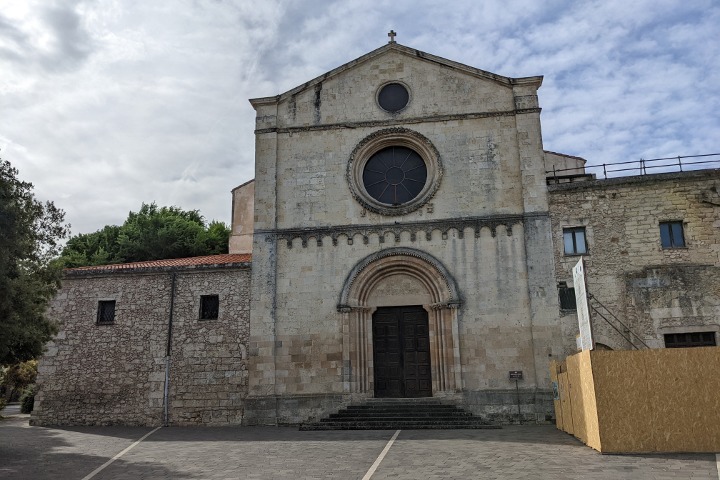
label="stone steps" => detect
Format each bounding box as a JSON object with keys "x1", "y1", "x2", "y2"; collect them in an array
[{"x1": 300, "y1": 398, "x2": 501, "y2": 431}]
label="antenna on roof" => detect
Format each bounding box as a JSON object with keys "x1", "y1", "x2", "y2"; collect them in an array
[{"x1": 388, "y1": 30, "x2": 397, "y2": 44}]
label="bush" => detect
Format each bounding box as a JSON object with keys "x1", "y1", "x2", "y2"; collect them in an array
[
  {"x1": 0, "y1": 360, "x2": 37, "y2": 402},
  {"x1": 19, "y1": 384, "x2": 36, "y2": 414},
  {"x1": 0, "y1": 397, "x2": 6, "y2": 414}
]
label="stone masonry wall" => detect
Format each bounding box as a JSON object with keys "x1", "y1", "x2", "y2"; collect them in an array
[
  {"x1": 32, "y1": 265, "x2": 250, "y2": 426},
  {"x1": 548, "y1": 171, "x2": 720, "y2": 352},
  {"x1": 168, "y1": 269, "x2": 251, "y2": 426},
  {"x1": 32, "y1": 273, "x2": 171, "y2": 426}
]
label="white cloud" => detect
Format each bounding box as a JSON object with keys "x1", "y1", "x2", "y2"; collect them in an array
[{"x1": 0, "y1": 0, "x2": 718, "y2": 235}]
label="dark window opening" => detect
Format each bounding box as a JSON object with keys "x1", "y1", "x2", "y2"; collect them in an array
[
  {"x1": 664, "y1": 332, "x2": 716, "y2": 348},
  {"x1": 563, "y1": 227, "x2": 587, "y2": 255},
  {"x1": 558, "y1": 282, "x2": 577, "y2": 310},
  {"x1": 660, "y1": 221, "x2": 685, "y2": 248},
  {"x1": 362, "y1": 146, "x2": 427, "y2": 205},
  {"x1": 377, "y1": 83, "x2": 409, "y2": 112},
  {"x1": 97, "y1": 300, "x2": 116, "y2": 325},
  {"x1": 200, "y1": 295, "x2": 219, "y2": 320}
]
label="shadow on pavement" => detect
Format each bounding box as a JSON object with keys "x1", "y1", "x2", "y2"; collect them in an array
[{"x1": 0, "y1": 416, "x2": 193, "y2": 480}]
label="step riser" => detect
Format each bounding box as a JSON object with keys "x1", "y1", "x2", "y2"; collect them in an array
[
  {"x1": 300, "y1": 399, "x2": 501, "y2": 431},
  {"x1": 300, "y1": 425, "x2": 501, "y2": 431}
]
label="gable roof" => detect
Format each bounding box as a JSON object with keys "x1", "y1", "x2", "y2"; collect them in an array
[
  {"x1": 65, "y1": 254, "x2": 251, "y2": 276},
  {"x1": 250, "y1": 42, "x2": 542, "y2": 108}
]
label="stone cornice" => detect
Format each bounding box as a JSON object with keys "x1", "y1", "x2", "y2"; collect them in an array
[
  {"x1": 254, "y1": 108, "x2": 541, "y2": 135},
  {"x1": 256, "y1": 212, "x2": 548, "y2": 248}
]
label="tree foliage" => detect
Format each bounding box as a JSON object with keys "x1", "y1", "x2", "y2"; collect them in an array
[
  {"x1": 1, "y1": 359, "x2": 37, "y2": 400},
  {"x1": 0, "y1": 160, "x2": 68, "y2": 365},
  {"x1": 59, "y1": 203, "x2": 230, "y2": 267}
]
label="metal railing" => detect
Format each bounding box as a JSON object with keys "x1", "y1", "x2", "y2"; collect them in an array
[{"x1": 546, "y1": 153, "x2": 720, "y2": 180}]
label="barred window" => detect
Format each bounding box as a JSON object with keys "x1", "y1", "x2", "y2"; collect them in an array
[
  {"x1": 664, "y1": 332, "x2": 716, "y2": 348},
  {"x1": 558, "y1": 282, "x2": 577, "y2": 310},
  {"x1": 97, "y1": 300, "x2": 116, "y2": 325},
  {"x1": 199, "y1": 295, "x2": 219, "y2": 320}
]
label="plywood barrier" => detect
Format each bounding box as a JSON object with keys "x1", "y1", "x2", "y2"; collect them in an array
[{"x1": 551, "y1": 346, "x2": 720, "y2": 453}]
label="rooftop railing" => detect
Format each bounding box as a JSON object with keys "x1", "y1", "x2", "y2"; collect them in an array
[{"x1": 546, "y1": 153, "x2": 720, "y2": 181}]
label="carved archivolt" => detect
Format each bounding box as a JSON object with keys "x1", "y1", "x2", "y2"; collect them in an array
[{"x1": 338, "y1": 247, "x2": 461, "y2": 310}]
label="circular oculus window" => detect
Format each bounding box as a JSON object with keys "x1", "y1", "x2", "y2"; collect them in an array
[
  {"x1": 377, "y1": 83, "x2": 409, "y2": 112},
  {"x1": 347, "y1": 128, "x2": 443, "y2": 216},
  {"x1": 362, "y1": 147, "x2": 427, "y2": 205}
]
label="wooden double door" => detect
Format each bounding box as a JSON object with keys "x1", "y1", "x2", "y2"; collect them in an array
[{"x1": 372, "y1": 306, "x2": 432, "y2": 398}]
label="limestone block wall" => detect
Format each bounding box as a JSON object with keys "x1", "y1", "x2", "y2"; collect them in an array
[
  {"x1": 548, "y1": 171, "x2": 720, "y2": 351},
  {"x1": 272, "y1": 49, "x2": 517, "y2": 130},
  {"x1": 32, "y1": 264, "x2": 250, "y2": 426},
  {"x1": 247, "y1": 222, "x2": 562, "y2": 424},
  {"x1": 250, "y1": 48, "x2": 547, "y2": 233},
  {"x1": 269, "y1": 120, "x2": 526, "y2": 229},
  {"x1": 229, "y1": 179, "x2": 254, "y2": 254}
]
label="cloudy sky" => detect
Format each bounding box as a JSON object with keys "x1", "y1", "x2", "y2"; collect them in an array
[{"x1": 1, "y1": 0, "x2": 718, "y2": 236}]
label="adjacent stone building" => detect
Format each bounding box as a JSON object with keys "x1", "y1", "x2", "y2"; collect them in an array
[
  {"x1": 549, "y1": 171, "x2": 720, "y2": 351},
  {"x1": 32, "y1": 255, "x2": 251, "y2": 426},
  {"x1": 32, "y1": 41, "x2": 720, "y2": 427}
]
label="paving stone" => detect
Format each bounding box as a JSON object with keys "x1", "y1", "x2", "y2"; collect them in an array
[{"x1": 1, "y1": 417, "x2": 717, "y2": 479}]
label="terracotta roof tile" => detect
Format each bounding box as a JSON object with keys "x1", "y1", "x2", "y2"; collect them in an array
[{"x1": 67, "y1": 254, "x2": 252, "y2": 272}]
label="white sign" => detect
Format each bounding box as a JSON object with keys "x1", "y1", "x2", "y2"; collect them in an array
[{"x1": 573, "y1": 258, "x2": 594, "y2": 351}]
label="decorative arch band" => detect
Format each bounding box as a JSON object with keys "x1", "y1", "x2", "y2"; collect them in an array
[{"x1": 337, "y1": 247, "x2": 461, "y2": 311}]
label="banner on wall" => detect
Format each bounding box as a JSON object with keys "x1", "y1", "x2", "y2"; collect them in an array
[{"x1": 573, "y1": 257, "x2": 594, "y2": 351}]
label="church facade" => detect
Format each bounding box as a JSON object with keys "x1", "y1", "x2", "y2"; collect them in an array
[
  {"x1": 241, "y1": 42, "x2": 563, "y2": 425},
  {"x1": 31, "y1": 42, "x2": 720, "y2": 427}
]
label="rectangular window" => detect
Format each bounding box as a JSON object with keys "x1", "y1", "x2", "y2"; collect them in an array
[
  {"x1": 199, "y1": 295, "x2": 219, "y2": 320},
  {"x1": 659, "y1": 221, "x2": 685, "y2": 248},
  {"x1": 558, "y1": 282, "x2": 577, "y2": 310},
  {"x1": 664, "y1": 332, "x2": 716, "y2": 348},
  {"x1": 97, "y1": 300, "x2": 116, "y2": 325},
  {"x1": 563, "y1": 227, "x2": 587, "y2": 255}
]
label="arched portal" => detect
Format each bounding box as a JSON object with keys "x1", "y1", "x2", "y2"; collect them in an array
[{"x1": 337, "y1": 248, "x2": 462, "y2": 396}]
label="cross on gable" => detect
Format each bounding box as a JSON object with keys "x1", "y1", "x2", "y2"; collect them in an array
[{"x1": 388, "y1": 30, "x2": 396, "y2": 43}]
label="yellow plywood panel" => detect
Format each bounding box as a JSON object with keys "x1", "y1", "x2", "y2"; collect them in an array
[
  {"x1": 577, "y1": 349, "x2": 601, "y2": 451},
  {"x1": 590, "y1": 349, "x2": 654, "y2": 452},
  {"x1": 558, "y1": 372, "x2": 573, "y2": 435},
  {"x1": 655, "y1": 346, "x2": 720, "y2": 451},
  {"x1": 591, "y1": 347, "x2": 720, "y2": 453},
  {"x1": 566, "y1": 355, "x2": 584, "y2": 442}
]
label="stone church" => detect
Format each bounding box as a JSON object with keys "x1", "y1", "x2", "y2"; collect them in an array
[{"x1": 31, "y1": 40, "x2": 720, "y2": 426}]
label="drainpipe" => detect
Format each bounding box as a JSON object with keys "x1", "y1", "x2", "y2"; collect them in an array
[{"x1": 163, "y1": 272, "x2": 177, "y2": 426}]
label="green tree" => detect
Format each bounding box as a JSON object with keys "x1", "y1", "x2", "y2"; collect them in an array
[
  {"x1": 59, "y1": 225, "x2": 123, "y2": 267},
  {"x1": 0, "y1": 160, "x2": 68, "y2": 365},
  {"x1": 1, "y1": 359, "x2": 37, "y2": 400},
  {"x1": 59, "y1": 202, "x2": 230, "y2": 267}
]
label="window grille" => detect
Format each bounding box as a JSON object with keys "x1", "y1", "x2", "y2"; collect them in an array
[
  {"x1": 664, "y1": 332, "x2": 716, "y2": 348},
  {"x1": 200, "y1": 295, "x2": 219, "y2": 320},
  {"x1": 558, "y1": 283, "x2": 577, "y2": 310},
  {"x1": 97, "y1": 300, "x2": 116, "y2": 325},
  {"x1": 659, "y1": 221, "x2": 685, "y2": 248}
]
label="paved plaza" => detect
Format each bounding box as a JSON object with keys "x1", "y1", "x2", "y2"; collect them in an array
[{"x1": 1, "y1": 413, "x2": 718, "y2": 479}]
